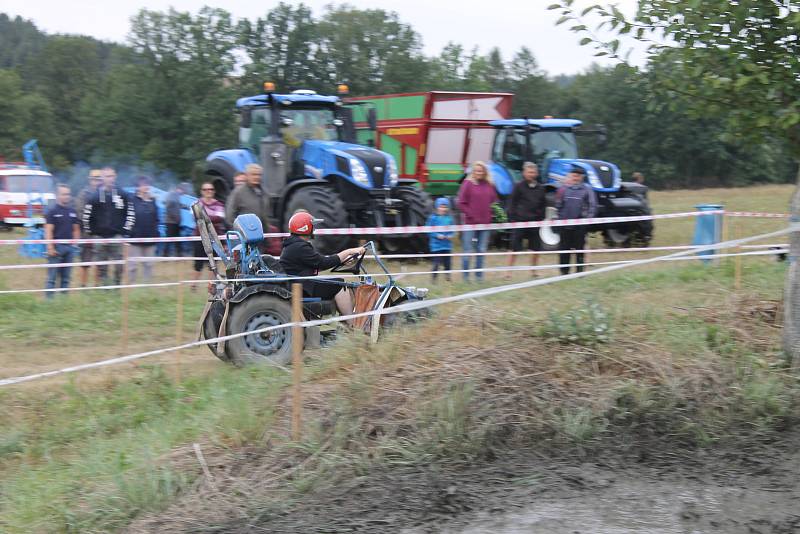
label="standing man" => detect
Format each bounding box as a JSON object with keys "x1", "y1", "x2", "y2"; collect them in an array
[
  {"x1": 233, "y1": 172, "x2": 246, "y2": 189},
  {"x1": 506, "y1": 162, "x2": 547, "y2": 279},
  {"x1": 225, "y1": 163, "x2": 269, "y2": 227},
  {"x1": 555, "y1": 166, "x2": 597, "y2": 275},
  {"x1": 44, "y1": 184, "x2": 80, "y2": 298},
  {"x1": 163, "y1": 183, "x2": 184, "y2": 257},
  {"x1": 631, "y1": 171, "x2": 645, "y2": 184},
  {"x1": 83, "y1": 166, "x2": 135, "y2": 286},
  {"x1": 128, "y1": 177, "x2": 160, "y2": 283},
  {"x1": 75, "y1": 169, "x2": 102, "y2": 287}
]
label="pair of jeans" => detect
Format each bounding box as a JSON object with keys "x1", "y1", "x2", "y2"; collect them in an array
[
  {"x1": 461, "y1": 229, "x2": 490, "y2": 280},
  {"x1": 45, "y1": 244, "x2": 75, "y2": 298},
  {"x1": 559, "y1": 228, "x2": 587, "y2": 275},
  {"x1": 95, "y1": 240, "x2": 123, "y2": 286},
  {"x1": 163, "y1": 223, "x2": 182, "y2": 257},
  {"x1": 431, "y1": 255, "x2": 452, "y2": 281},
  {"x1": 127, "y1": 244, "x2": 156, "y2": 283}
]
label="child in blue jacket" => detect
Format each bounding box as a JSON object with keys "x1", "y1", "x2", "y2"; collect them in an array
[{"x1": 426, "y1": 197, "x2": 455, "y2": 281}]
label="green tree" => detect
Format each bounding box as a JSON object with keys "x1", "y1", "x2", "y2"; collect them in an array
[
  {"x1": 0, "y1": 69, "x2": 55, "y2": 158},
  {"x1": 551, "y1": 0, "x2": 800, "y2": 363},
  {"x1": 0, "y1": 14, "x2": 47, "y2": 70}
]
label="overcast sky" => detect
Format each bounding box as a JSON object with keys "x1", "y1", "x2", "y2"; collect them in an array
[{"x1": 2, "y1": 0, "x2": 646, "y2": 75}]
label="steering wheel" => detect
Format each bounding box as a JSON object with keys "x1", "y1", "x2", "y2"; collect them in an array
[{"x1": 331, "y1": 245, "x2": 369, "y2": 274}]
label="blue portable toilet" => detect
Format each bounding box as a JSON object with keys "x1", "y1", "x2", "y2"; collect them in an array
[{"x1": 692, "y1": 204, "x2": 723, "y2": 263}]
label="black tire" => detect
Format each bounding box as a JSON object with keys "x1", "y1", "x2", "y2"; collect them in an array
[
  {"x1": 205, "y1": 158, "x2": 238, "y2": 202},
  {"x1": 601, "y1": 207, "x2": 653, "y2": 248},
  {"x1": 381, "y1": 187, "x2": 432, "y2": 254},
  {"x1": 285, "y1": 185, "x2": 354, "y2": 255},
  {"x1": 203, "y1": 300, "x2": 230, "y2": 363},
  {"x1": 224, "y1": 294, "x2": 293, "y2": 366}
]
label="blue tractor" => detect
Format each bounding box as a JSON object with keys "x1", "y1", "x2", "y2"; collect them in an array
[
  {"x1": 205, "y1": 85, "x2": 432, "y2": 254},
  {"x1": 486, "y1": 118, "x2": 652, "y2": 248}
]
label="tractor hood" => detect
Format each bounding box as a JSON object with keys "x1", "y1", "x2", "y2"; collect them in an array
[
  {"x1": 546, "y1": 158, "x2": 621, "y2": 193},
  {"x1": 300, "y1": 139, "x2": 398, "y2": 190}
]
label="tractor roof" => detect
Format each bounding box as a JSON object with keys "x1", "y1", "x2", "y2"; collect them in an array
[
  {"x1": 236, "y1": 92, "x2": 340, "y2": 108},
  {"x1": 489, "y1": 118, "x2": 583, "y2": 129}
]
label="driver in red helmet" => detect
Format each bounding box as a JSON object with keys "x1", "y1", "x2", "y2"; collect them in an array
[{"x1": 280, "y1": 211, "x2": 365, "y2": 319}]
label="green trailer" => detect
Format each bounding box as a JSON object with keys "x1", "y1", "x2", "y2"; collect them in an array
[{"x1": 346, "y1": 91, "x2": 514, "y2": 197}]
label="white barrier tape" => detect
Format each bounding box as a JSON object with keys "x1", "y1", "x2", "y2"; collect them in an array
[
  {"x1": 0, "y1": 210, "x2": 721, "y2": 246},
  {"x1": 0, "y1": 247, "x2": 788, "y2": 296},
  {"x1": 0, "y1": 226, "x2": 790, "y2": 387},
  {"x1": 0, "y1": 260, "x2": 126, "y2": 270},
  {"x1": 727, "y1": 211, "x2": 789, "y2": 218}
]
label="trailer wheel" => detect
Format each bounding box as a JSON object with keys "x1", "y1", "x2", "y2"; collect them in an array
[
  {"x1": 285, "y1": 185, "x2": 354, "y2": 255},
  {"x1": 224, "y1": 295, "x2": 293, "y2": 366},
  {"x1": 382, "y1": 187, "x2": 432, "y2": 254}
]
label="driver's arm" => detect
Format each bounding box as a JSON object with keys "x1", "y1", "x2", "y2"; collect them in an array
[{"x1": 336, "y1": 246, "x2": 364, "y2": 263}]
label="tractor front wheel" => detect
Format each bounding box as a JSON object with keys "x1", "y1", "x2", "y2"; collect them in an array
[{"x1": 224, "y1": 294, "x2": 293, "y2": 366}]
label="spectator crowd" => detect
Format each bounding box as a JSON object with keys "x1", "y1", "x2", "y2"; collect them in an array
[{"x1": 40, "y1": 160, "x2": 600, "y2": 295}]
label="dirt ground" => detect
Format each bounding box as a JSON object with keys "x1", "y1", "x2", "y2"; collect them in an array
[{"x1": 187, "y1": 437, "x2": 799, "y2": 534}]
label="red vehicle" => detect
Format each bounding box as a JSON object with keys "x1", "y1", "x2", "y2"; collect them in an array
[
  {"x1": 0, "y1": 164, "x2": 55, "y2": 229},
  {"x1": 345, "y1": 91, "x2": 514, "y2": 197}
]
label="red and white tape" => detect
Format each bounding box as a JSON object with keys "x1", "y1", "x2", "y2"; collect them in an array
[
  {"x1": 727, "y1": 211, "x2": 789, "y2": 218},
  {"x1": 0, "y1": 209, "x2": 723, "y2": 246}
]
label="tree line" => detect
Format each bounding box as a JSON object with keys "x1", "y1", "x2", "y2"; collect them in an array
[{"x1": 0, "y1": 4, "x2": 795, "y2": 189}]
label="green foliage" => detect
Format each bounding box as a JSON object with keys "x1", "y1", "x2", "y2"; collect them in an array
[{"x1": 540, "y1": 299, "x2": 612, "y2": 345}]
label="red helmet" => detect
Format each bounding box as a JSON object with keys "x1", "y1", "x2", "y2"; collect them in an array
[{"x1": 288, "y1": 211, "x2": 320, "y2": 235}]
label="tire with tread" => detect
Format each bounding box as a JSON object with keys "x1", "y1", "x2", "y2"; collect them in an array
[
  {"x1": 382, "y1": 187, "x2": 432, "y2": 254},
  {"x1": 285, "y1": 185, "x2": 354, "y2": 254},
  {"x1": 224, "y1": 294, "x2": 293, "y2": 366}
]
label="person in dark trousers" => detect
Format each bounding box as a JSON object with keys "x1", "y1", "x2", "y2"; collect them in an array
[
  {"x1": 426, "y1": 197, "x2": 455, "y2": 282},
  {"x1": 75, "y1": 169, "x2": 102, "y2": 287},
  {"x1": 556, "y1": 166, "x2": 597, "y2": 275},
  {"x1": 280, "y1": 211, "x2": 364, "y2": 320},
  {"x1": 82, "y1": 166, "x2": 135, "y2": 286},
  {"x1": 506, "y1": 162, "x2": 547, "y2": 279},
  {"x1": 163, "y1": 183, "x2": 184, "y2": 257},
  {"x1": 44, "y1": 184, "x2": 80, "y2": 298},
  {"x1": 128, "y1": 176, "x2": 160, "y2": 283}
]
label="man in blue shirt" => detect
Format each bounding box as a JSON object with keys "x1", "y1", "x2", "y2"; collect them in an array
[
  {"x1": 44, "y1": 184, "x2": 80, "y2": 297},
  {"x1": 555, "y1": 166, "x2": 597, "y2": 275}
]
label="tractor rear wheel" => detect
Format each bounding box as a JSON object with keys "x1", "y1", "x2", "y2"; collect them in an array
[
  {"x1": 381, "y1": 187, "x2": 432, "y2": 254},
  {"x1": 286, "y1": 185, "x2": 354, "y2": 255},
  {"x1": 224, "y1": 294, "x2": 293, "y2": 366}
]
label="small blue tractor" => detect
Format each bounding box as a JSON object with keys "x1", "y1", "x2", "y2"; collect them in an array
[
  {"x1": 193, "y1": 204, "x2": 429, "y2": 366},
  {"x1": 205, "y1": 84, "x2": 432, "y2": 255},
  {"x1": 486, "y1": 118, "x2": 652, "y2": 248}
]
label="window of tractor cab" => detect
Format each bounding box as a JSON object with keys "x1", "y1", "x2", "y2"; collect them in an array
[
  {"x1": 4, "y1": 175, "x2": 55, "y2": 193},
  {"x1": 492, "y1": 127, "x2": 579, "y2": 167},
  {"x1": 279, "y1": 107, "x2": 340, "y2": 146},
  {"x1": 240, "y1": 108, "x2": 273, "y2": 152}
]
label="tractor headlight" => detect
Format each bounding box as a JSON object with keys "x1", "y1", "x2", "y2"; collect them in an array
[
  {"x1": 349, "y1": 158, "x2": 370, "y2": 186},
  {"x1": 387, "y1": 156, "x2": 399, "y2": 187}
]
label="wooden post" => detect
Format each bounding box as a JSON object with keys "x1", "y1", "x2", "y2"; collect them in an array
[
  {"x1": 175, "y1": 260, "x2": 184, "y2": 382},
  {"x1": 291, "y1": 283, "x2": 303, "y2": 441},
  {"x1": 121, "y1": 242, "x2": 130, "y2": 353},
  {"x1": 734, "y1": 218, "x2": 743, "y2": 290}
]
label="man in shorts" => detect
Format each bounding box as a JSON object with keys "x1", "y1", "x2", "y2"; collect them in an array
[{"x1": 506, "y1": 162, "x2": 547, "y2": 279}]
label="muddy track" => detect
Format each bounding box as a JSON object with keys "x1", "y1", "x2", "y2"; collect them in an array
[{"x1": 198, "y1": 437, "x2": 800, "y2": 534}]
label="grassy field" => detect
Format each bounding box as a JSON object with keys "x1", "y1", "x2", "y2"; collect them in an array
[{"x1": 0, "y1": 184, "x2": 797, "y2": 532}]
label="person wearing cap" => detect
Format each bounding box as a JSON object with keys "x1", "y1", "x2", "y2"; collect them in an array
[
  {"x1": 280, "y1": 211, "x2": 365, "y2": 319},
  {"x1": 75, "y1": 169, "x2": 102, "y2": 287},
  {"x1": 506, "y1": 162, "x2": 547, "y2": 280},
  {"x1": 425, "y1": 197, "x2": 455, "y2": 281},
  {"x1": 555, "y1": 165, "x2": 597, "y2": 275},
  {"x1": 128, "y1": 176, "x2": 160, "y2": 283}
]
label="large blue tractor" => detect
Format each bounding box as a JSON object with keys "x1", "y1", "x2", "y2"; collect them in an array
[
  {"x1": 205, "y1": 85, "x2": 432, "y2": 254},
  {"x1": 486, "y1": 118, "x2": 652, "y2": 248}
]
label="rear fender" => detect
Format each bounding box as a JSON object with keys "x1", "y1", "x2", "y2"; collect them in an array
[{"x1": 230, "y1": 283, "x2": 291, "y2": 304}]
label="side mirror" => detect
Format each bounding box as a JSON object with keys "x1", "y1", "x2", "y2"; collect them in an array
[
  {"x1": 367, "y1": 108, "x2": 377, "y2": 131},
  {"x1": 240, "y1": 108, "x2": 252, "y2": 128},
  {"x1": 597, "y1": 124, "x2": 608, "y2": 147}
]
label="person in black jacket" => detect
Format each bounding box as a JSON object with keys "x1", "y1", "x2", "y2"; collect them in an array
[
  {"x1": 82, "y1": 166, "x2": 135, "y2": 286},
  {"x1": 280, "y1": 211, "x2": 364, "y2": 320},
  {"x1": 506, "y1": 162, "x2": 547, "y2": 279},
  {"x1": 128, "y1": 176, "x2": 160, "y2": 283}
]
